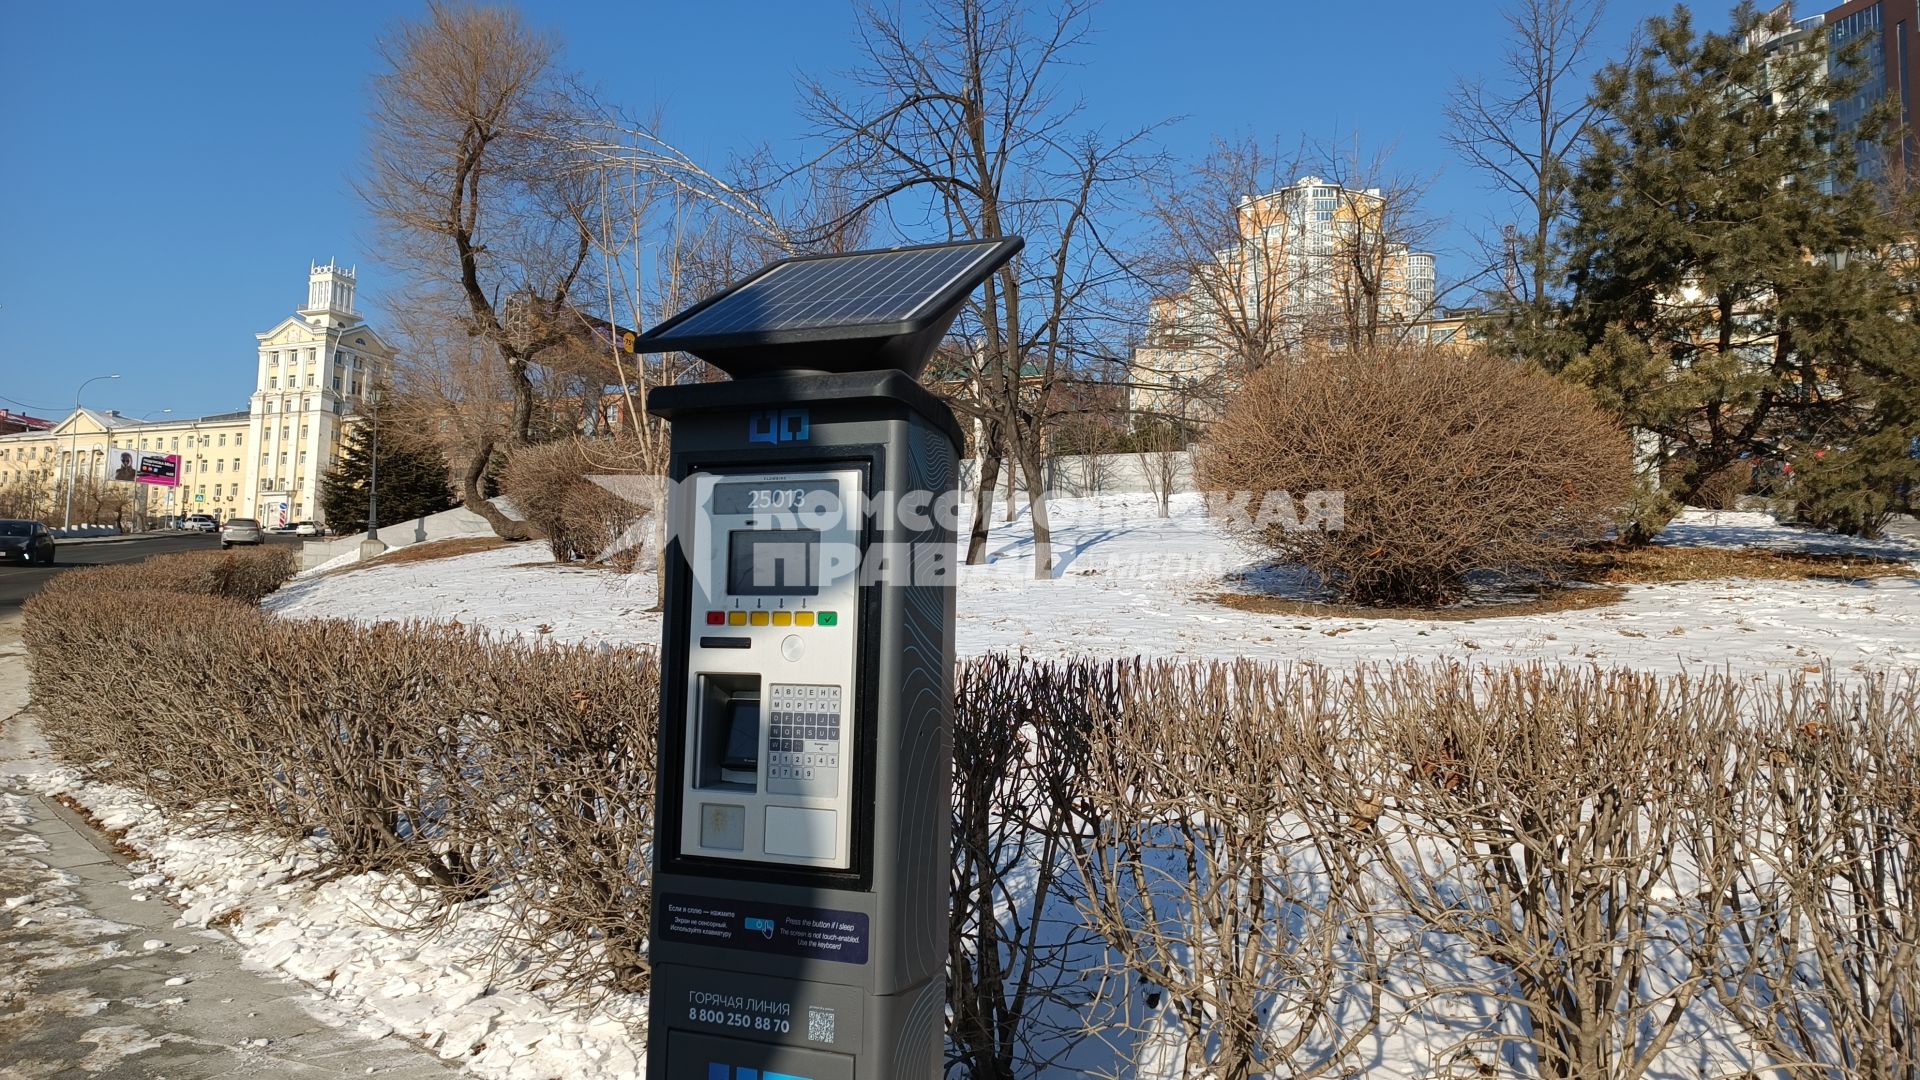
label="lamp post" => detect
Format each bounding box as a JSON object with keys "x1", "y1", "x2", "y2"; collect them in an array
[
  {"x1": 133, "y1": 410, "x2": 171, "y2": 531},
  {"x1": 359, "y1": 387, "x2": 386, "y2": 561},
  {"x1": 63, "y1": 373, "x2": 121, "y2": 529}
]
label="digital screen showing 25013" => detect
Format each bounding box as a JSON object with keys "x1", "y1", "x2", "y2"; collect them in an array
[{"x1": 710, "y1": 480, "x2": 841, "y2": 516}]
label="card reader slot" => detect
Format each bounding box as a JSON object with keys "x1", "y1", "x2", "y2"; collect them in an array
[{"x1": 693, "y1": 673, "x2": 761, "y2": 792}]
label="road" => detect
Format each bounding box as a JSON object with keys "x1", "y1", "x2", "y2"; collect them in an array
[{"x1": 0, "y1": 533, "x2": 305, "y2": 616}]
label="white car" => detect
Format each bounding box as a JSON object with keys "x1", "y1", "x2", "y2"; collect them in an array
[
  {"x1": 183, "y1": 515, "x2": 218, "y2": 533},
  {"x1": 290, "y1": 521, "x2": 321, "y2": 536}
]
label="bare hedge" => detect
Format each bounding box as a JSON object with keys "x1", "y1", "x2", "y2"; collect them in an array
[
  {"x1": 22, "y1": 556, "x2": 1918, "y2": 1074},
  {"x1": 36, "y1": 544, "x2": 297, "y2": 604},
  {"x1": 1197, "y1": 346, "x2": 1634, "y2": 606},
  {"x1": 498, "y1": 437, "x2": 651, "y2": 567}
]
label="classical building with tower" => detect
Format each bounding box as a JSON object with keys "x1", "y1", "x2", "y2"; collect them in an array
[{"x1": 0, "y1": 262, "x2": 394, "y2": 528}]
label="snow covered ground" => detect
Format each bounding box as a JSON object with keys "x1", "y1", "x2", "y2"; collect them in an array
[
  {"x1": 21, "y1": 496, "x2": 1919, "y2": 1079},
  {"x1": 269, "y1": 494, "x2": 1920, "y2": 678},
  {"x1": 8, "y1": 749, "x2": 648, "y2": 1080}
]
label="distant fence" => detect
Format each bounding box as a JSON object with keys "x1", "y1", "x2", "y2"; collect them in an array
[{"x1": 960, "y1": 450, "x2": 1196, "y2": 497}]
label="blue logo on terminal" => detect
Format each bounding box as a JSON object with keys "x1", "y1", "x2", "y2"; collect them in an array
[
  {"x1": 709, "y1": 1067, "x2": 812, "y2": 1080},
  {"x1": 749, "y1": 409, "x2": 811, "y2": 445}
]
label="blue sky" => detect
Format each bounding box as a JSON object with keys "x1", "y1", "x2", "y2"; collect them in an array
[{"x1": 0, "y1": 0, "x2": 1675, "y2": 420}]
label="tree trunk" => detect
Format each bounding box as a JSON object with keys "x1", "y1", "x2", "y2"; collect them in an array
[
  {"x1": 462, "y1": 438, "x2": 538, "y2": 541},
  {"x1": 967, "y1": 429, "x2": 1002, "y2": 565}
]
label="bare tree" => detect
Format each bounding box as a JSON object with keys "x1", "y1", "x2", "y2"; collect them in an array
[
  {"x1": 1444, "y1": 0, "x2": 1608, "y2": 339},
  {"x1": 802, "y1": 0, "x2": 1157, "y2": 577},
  {"x1": 1311, "y1": 138, "x2": 1443, "y2": 352},
  {"x1": 1136, "y1": 138, "x2": 1309, "y2": 416},
  {"x1": 364, "y1": 2, "x2": 606, "y2": 539}
]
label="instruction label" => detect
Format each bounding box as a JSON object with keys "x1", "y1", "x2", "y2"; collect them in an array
[{"x1": 661, "y1": 893, "x2": 870, "y2": 965}]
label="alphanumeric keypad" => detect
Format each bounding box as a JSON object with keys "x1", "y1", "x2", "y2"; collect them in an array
[{"x1": 766, "y1": 684, "x2": 842, "y2": 796}]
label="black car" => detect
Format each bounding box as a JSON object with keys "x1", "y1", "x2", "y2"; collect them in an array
[{"x1": 0, "y1": 519, "x2": 54, "y2": 566}]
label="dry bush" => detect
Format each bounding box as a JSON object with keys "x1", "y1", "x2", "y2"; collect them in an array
[
  {"x1": 1716, "y1": 675, "x2": 1920, "y2": 1079},
  {"x1": 1070, "y1": 660, "x2": 1387, "y2": 1080},
  {"x1": 23, "y1": 583, "x2": 663, "y2": 1000},
  {"x1": 498, "y1": 437, "x2": 651, "y2": 566},
  {"x1": 1197, "y1": 346, "x2": 1633, "y2": 606},
  {"x1": 39, "y1": 545, "x2": 297, "y2": 604},
  {"x1": 1358, "y1": 664, "x2": 1749, "y2": 1079},
  {"x1": 948, "y1": 655, "x2": 1110, "y2": 1079}
]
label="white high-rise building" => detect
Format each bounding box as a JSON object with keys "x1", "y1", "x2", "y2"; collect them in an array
[{"x1": 242, "y1": 262, "x2": 397, "y2": 527}]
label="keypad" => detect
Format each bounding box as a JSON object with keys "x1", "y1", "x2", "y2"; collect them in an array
[{"x1": 766, "y1": 683, "x2": 843, "y2": 796}]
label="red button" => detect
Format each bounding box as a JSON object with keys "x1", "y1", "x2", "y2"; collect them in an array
[{"x1": 706, "y1": 611, "x2": 725, "y2": 625}]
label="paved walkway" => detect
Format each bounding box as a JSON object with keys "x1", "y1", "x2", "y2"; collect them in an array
[{"x1": 0, "y1": 620, "x2": 456, "y2": 1079}]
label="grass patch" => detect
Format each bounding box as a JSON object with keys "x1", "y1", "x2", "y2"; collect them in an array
[
  {"x1": 1211, "y1": 583, "x2": 1629, "y2": 622},
  {"x1": 339, "y1": 536, "x2": 515, "y2": 573},
  {"x1": 1212, "y1": 544, "x2": 1912, "y2": 621},
  {"x1": 1569, "y1": 544, "x2": 1913, "y2": 584}
]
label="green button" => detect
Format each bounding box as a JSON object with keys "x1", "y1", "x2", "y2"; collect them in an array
[{"x1": 817, "y1": 611, "x2": 838, "y2": 626}]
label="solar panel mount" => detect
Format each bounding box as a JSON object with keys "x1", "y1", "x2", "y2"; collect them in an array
[{"x1": 634, "y1": 237, "x2": 1023, "y2": 378}]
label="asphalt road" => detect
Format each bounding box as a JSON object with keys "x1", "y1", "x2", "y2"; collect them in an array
[{"x1": 0, "y1": 533, "x2": 304, "y2": 615}]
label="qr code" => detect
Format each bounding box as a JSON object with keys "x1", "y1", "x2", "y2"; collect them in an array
[{"x1": 807, "y1": 1005, "x2": 836, "y2": 1044}]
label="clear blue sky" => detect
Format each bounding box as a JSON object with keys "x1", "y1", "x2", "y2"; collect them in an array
[{"x1": 0, "y1": 0, "x2": 1676, "y2": 420}]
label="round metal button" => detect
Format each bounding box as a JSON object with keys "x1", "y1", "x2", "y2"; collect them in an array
[{"x1": 781, "y1": 634, "x2": 805, "y2": 662}]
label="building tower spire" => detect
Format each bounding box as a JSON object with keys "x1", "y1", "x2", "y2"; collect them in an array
[{"x1": 300, "y1": 260, "x2": 358, "y2": 324}]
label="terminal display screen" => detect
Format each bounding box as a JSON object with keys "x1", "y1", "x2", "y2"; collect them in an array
[
  {"x1": 727, "y1": 529, "x2": 821, "y2": 595},
  {"x1": 711, "y1": 479, "x2": 842, "y2": 516}
]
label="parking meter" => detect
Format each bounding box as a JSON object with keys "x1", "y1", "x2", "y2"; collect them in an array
[{"x1": 637, "y1": 239, "x2": 1023, "y2": 1080}]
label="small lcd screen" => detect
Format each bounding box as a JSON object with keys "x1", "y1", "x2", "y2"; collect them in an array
[
  {"x1": 711, "y1": 480, "x2": 842, "y2": 516},
  {"x1": 727, "y1": 529, "x2": 820, "y2": 595}
]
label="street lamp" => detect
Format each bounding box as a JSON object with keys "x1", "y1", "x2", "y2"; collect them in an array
[
  {"x1": 135, "y1": 410, "x2": 171, "y2": 531},
  {"x1": 63, "y1": 373, "x2": 121, "y2": 529}
]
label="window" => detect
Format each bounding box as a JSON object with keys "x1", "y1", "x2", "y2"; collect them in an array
[
  {"x1": 235, "y1": 433, "x2": 243, "y2": 447},
  {"x1": 280, "y1": 427, "x2": 289, "y2": 440},
  {"x1": 300, "y1": 425, "x2": 308, "y2": 439},
  {"x1": 351, "y1": 380, "x2": 361, "y2": 395},
  {"x1": 214, "y1": 484, "x2": 222, "y2": 498},
  {"x1": 232, "y1": 458, "x2": 239, "y2": 471},
  {"x1": 299, "y1": 451, "x2": 308, "y2": 463},
  {"x1": 215, "y1": 460, "x2": 223, "y2": 472},
  {"x1": 171, "y1": 437, "x2": 178, "y2": 450},
  {"x1": 306, "y1": 375, "x2": 315, "y2": 387},
  {"x1": 218, "y1": 434, "x2": 226, "y2": 446},
  {"x1": 333, "y1": 402, "x2": 344, "y2": 415},
  {"x1": 332, "y1": 376, "x2": 342, "y2": 391},
  {"x1": 266, "y1": 402, "x2": 274, "y2": 413},
  {"x1": 335, "y1": 351, "x2": 345, "y2": 364},
  {"x1": 270, "y1": 377, "x2": 278, "y2": 389}
]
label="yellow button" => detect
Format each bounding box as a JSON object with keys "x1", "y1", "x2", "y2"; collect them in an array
[
  {"x1": 772, "y1": 611, "x2": 792, "y2": 626},
  {"x1": 750, "y1": 611, "x2": 770, "y2": 626},
  {"x1": 728, "y1": 611, "x2": 747, "y2": 626},
  {"x1": 796, "y1": 611, "x2": 815, "y2": 627}
]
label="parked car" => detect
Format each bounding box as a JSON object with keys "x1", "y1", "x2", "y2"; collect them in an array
[
  {"x1": 290, "y1": 521, "x2": 320, "y2": 536},
  {"x1": 0, "y1": 519, "x2": 54, "y2": 566},
  {"x1": 220, "y1": 517, "x2": 264, "y2": 548},
  {"x1": 267, "y1": 522, "x2": 298, "y2": 534},
  {"x1": 183, "y1": 514, "x2": 218, "y2": 532}
]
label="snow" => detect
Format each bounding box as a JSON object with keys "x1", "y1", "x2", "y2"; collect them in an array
[
  {"x1": 268, "y1": 494, "x2": 1920, "y2": 678},
  {"x1": 13, "y1": 759, "x2": 649, "y2": 1079},
  {"x1": 28, "y1": 494, "x2": 1919, "y2": 1079}
]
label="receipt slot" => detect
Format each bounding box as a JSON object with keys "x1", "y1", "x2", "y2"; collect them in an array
[{"x1": 637, "y1": 239, "x2": 1023, "y2": 1080}]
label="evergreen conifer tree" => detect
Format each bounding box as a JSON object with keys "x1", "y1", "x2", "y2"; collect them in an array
[
  {"x1": 319, "y1": 416, "x2": 454, "y2": 532},
  {"x1": 1560, "y1": 4, "x2": 1920, "y2": 535}
]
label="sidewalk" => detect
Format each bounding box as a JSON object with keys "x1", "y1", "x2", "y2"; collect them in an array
[{"x1": 0, "y1": 625, "x2": 457, "y2": 1079}]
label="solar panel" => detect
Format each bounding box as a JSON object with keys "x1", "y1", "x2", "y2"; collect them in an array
[{"x1": 635, "y1": 238, "x2": 1023, "y2": 379}]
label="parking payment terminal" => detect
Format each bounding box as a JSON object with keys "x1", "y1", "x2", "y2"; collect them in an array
[{"x1": 637, "y1": 238, "x2": 1023, "y2": 1080}]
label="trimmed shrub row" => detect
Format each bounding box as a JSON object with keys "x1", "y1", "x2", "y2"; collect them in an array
[{"x1": 21, "y1": 551, "x2": 1920, "y2": 1077}]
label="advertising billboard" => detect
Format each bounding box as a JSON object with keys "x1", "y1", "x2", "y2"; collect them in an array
[{"x1": 105, "y1": 450, "x2": 180, "y2": 486}]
